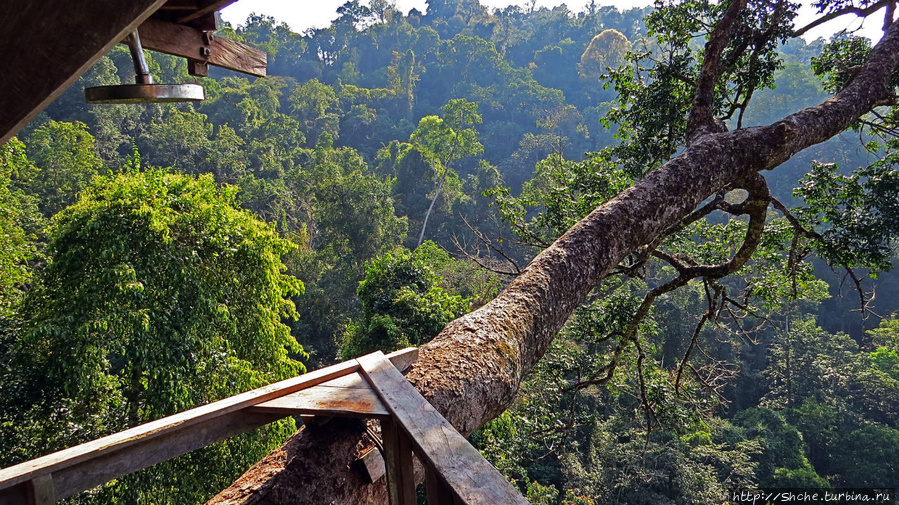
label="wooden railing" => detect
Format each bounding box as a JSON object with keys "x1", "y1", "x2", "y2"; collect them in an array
[{"x1": 0, "y1": 349, "x2": 527, "y2": 505}]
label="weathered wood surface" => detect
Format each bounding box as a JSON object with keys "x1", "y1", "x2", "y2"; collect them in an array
[
  {"x1": 139, "y1": 17, "x2": 266, "y2": 77},
  {"x1": 357, "y1": 352, "x2": 528, "y2": 505},
  {"x1": 425, "y1": 467, "x2": 459, "y2": 505},
  {"x1": 381, "y1": 418, "x2": 417, "y2": 505},
  {"x1": 55, "y1": 411, "x2": 285, "y2": 502},
  {"x1": 28, "y1": 475, "x2": 54, "y2": 505},
  {"x1": 250, "y1": 372, "x2": 390, "y2": 419},
  {"x1": 176, "y1": 0, "x2": 237, "y2": 24},
  {"x1": 0, "y1": 0, "x2": 167, "y2": 145},
  {"x1": 358, "y1": 448, "x2": 386, "y2": 484},
  {"x1": 0, "y1": 348, "x2": 418, "y2": 503}
]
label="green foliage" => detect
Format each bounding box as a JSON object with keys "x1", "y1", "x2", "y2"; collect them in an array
[
  {"x1": 795, "y1": 159, "x2": 899, "y2": 272},
  {"x1": 276, "y1": 144, "x2": 407, "y2": 366},
  {"x1": 734, "y1": 407, "x2": 822, "y2": 486},
  {"x1": 0, "y1": 139, "x2": 40, "y2": 316},
  {"x1": 831, "y1": 425, "x2": 899, "y2": 487},
  {"x1": 410, "y1": 98, "x2": 484, "y2": 171},
  {"x1": 24, "y1": 121, "x2": 104, "y2": 217},
  {"x1": 289, "y1": 79, "x2": 341, "y2": 145},
  {"x1": 605, "y1": 0, "x2": 795, "y2": 174},
  {"x1": 811, "y1": 35, "x2": 873, "y2": 94},
  {"x1": 489, "y1": 152, "x2": 634, "y2": 247},
  {"x1": 0, "y1": 170, "x2": 305, "y2": 503},
  {"x1": 764, "y1": 318, "x2": 861, "y2": 409},
  {"x1": 340, "y1": 242, "x2": 471, "y2": 358},
  {"x1": 15, "y1": 1, "x2": 899, "y2": 500}
]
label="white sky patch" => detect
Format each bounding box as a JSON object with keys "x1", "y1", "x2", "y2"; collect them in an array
[{"x1": 220, "y1": 0, "x2": 887, "y2": 44}]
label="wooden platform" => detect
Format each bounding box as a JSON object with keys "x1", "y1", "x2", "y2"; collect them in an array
[{"x1": 0, "y1": 349, "x2": 527, "y2": 505}]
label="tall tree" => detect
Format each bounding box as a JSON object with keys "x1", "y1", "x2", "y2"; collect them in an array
[
  {"x1": 409, "y1": 98, "x2": 483, "y2": 246},
  {"x1": 24, "y1": 120, "x2": 103, "y2": 217},
  {"x1": 0, "y1": 170, "x2": 306, "y2": 503},
  {"x1": 0, "y1": 139, "x2": 39, "y2": 318}
]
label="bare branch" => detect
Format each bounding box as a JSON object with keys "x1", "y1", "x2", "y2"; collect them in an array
[
  {"x1": 885, "y1": 1, "x2": 897, "y2": 31},
  {"x1": 843, "y1": 266, "x2": 884, "y2": 331},
  {"x1": 634, "y1": 339, "x2": 659, "y2": 432},
  {"x1": 793, "y1": 0, "x2": 893, "y2": 37},
  {"x1": 454, "y1": 213, "x2": 523, "y2": 276},
  {"x1": 770, "y1": 197, "x2": 819, "y2": 239},
  {"x1": 675, "y1": 310, "x2": 712, "y2": 393}
]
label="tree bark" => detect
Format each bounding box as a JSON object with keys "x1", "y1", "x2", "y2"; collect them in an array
[
  {"x1": 210, "y1": 21, "x2": 899, "y2": 505},
  {"x1": 417, "y1": 175, "x2": 445, "y2": 248}
]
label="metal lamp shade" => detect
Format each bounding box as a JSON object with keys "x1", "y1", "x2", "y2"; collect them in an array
[{"x1": 85, "y1": 83, "x2": 204, "y2": 104}]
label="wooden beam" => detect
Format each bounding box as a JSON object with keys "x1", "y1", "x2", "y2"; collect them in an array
[
  {"x1": 138, "y1": 17, "x2": 266, "y2": 77},
  {"x1": 358, "y1": 448, "x2": 386, "y2": 484},
  {"x1": 158, "y1": 0, "x2": 201, "y2": 11},
  {"x1": 249, "y1": 372, "x2": 391, "y2": 419},
  {"x1": 0, "y1": 348, "x2": 418, "y2": 503},
  {"x1": 357, "y1": 352, "x2": 528, "y2": 505},
  {"x1": 176, "y1": 0, "x2": 238, "y2": 24},
  {"x1": 0, "y1": 359, "x2": 362, "y2": 496},
  {"x1": 0, "y1": 0, "x2": 168, "y2": 145},
  {"x1": 386, "y1": 347, "x2": 419, "y2": 373},
  {"x1": 381, "y1": 418, "x2": 417, "y2": 505},
  {"x1": 425, "y1": 467, "x2": 459, "y2": 505},
  {"x1": 53, "y1": 410, "x2": 285, "y2": 502},
  {"x1": 25, "y1": 475, "x2": 54, "y2": 505}
]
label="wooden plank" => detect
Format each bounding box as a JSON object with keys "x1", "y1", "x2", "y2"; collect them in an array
[
  {"x1": 176, "y1": 0, "x2": 237, "y2": 24},
  {"x1": 249, "y1": 372, "x2": 390, "y2": 419},
  {"x1": 51, "y1": 410, "x2": 283, "y2": 501},
  {"x1": 158, "y1": 0, "x2": 201, "y2": 11},
  {"x1": 425, "y1": 466, "x2": 458, "y2": 505},
  {"x1": 386, "y1": 347, "x2": 419, "y2": 373},
  {"x1": 0, "y1": 0, "x2": 168, "y2": 145},
  {"x1": 381, "y1": 418, "x2": 417, "y2": 505},
  {"x1": 138, "y1": 17, "x2": 266, "y2": 77},
  {"x1": 358, "y1": 448, "x2": 386, "y2": 484},
  {"x1": 187, "y1": 59, "x2": 209, "y2": 77},
  {"x1": 0, "y1": 349, "x2": 417, "y2": 499},
  {"x1": 357, "y1": 353, "x2": 528, "y2": 505},
  {"x1": 0, "y1": 410, "x2": 283, "y2": 504},
  {"x1": 0, "y1": 358, "x2": 362, "y2": 493},
  {"x1": 25, "y1": 475, "x2": 54, "y2": 505}
]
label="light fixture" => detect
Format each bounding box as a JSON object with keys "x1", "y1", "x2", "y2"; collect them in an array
[{"x1": 85, "y1": 29, "x2": 204, "y2": 104}]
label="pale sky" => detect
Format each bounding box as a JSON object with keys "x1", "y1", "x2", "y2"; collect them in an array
[{"x1": 220, "y1": 0, "x2": 887, "y2": 43}]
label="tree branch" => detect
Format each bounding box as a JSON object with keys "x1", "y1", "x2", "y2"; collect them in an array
[
  {"x1": 686, "y1": 0, "x2": 748, "y2": 144},
  {"x1": 793, "y1": 0, "x2": 893, "y2": 38}
]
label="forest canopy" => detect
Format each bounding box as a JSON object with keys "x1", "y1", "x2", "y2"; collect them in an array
[{"x1": 2, "y1": 0, "x2": 899, "y2": 503}]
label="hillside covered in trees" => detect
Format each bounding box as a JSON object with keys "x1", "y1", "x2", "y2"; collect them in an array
[{"x1": 2, "y1": 0, "x2": 899, "y2": 503}]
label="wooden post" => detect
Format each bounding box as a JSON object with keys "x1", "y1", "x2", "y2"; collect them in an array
[
  {"x1": 380, "y1": 418, "x2": 416, "y2": 505},
  {"x1": 25, "y1": 475, "x2": 54, "y2": 505},
  {"x1": 357, "y1": 352, "x2": 528, "y2": 505},
  {"x1": 424, "y1": 467, "x2": 457, "y2": 505}
]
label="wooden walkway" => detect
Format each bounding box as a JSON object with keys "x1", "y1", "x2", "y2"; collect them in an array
[{"x1": 0, "y1": 349, "x2": 528, "y2": 505}]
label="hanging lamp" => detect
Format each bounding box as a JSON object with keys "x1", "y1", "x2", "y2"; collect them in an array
[{"x1": 85, "y1": 29, "x2": 204, "y2": 104}]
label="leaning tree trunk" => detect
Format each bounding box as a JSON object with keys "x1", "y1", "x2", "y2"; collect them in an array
[{"x1": 210, "y1": 21, "x2": 899, "y2": 505}]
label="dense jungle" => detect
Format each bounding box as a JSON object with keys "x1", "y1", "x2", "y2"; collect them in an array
[{"x1": 2, "y1": 0, "x2": 899, "y2": 503}]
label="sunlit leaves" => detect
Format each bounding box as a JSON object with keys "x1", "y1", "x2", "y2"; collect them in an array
[
  {"x1": 340, "y1": 241, "x2": 470, "y2": 358},
  {"x1": 1, "y1": 170, "x2": 305, "y2": 502}
]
